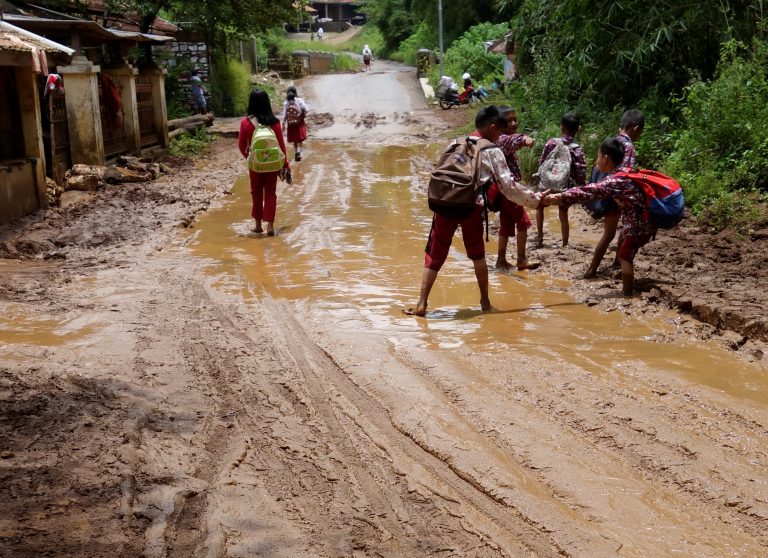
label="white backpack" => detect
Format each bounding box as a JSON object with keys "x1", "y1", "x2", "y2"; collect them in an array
[{"x1": 536, "y1": 138, "x2": 575, "y2": 192}]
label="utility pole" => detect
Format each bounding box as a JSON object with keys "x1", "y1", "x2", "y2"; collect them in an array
[{"x1": 438, "y1": 0, "x2": 444, "y2": 78}]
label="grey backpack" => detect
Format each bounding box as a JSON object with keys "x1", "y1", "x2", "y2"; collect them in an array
[{"x1": 537, "y1": 138, "x2": 575, "y2": 192}]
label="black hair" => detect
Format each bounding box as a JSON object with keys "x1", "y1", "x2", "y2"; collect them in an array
[
  {"x1": 191, "y1": 69, "x2": 199, "y2": 76},
  {"x1": 497, "y1": 105, "x2": 516, "y2": 116},
  {"x1": 600, "y1": 137, "x2": 625, "y2": 166},
  {"x1": 464, "y1": 77, "x2": 472, "y2": 86},
  {"x1": 247, "y1": 89, "x2": 278, "y2": 126},
  {"x1": 620, "y1": 109, "x2": 645, "y2": 130},
  {"x1": 561, "y1": 112, "x2": 580, "y2": 135},
  {"x1": 475, "y1": 105, "x2": 506, "y2": 129}
]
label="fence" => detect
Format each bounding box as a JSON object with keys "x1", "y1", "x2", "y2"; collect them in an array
[
  {"x1": 46, "y1": 90, "x2": 70, "y2": 186},
  {"x1": 99, "y1": 72, "x2": 128, "y2": 159}
]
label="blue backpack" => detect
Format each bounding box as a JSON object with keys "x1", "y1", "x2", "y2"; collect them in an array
[{"x1": 615, "y1": 169, "x2": 685, "y2": 229}]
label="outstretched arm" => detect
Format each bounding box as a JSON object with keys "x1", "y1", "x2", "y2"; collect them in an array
[{"x1": 483, "y1": 148, "x2": 541, "y2": 209}]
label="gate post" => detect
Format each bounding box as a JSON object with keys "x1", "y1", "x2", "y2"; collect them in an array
[
  {"x1": 108, "y1": 65, "x2": 141, "y2": 155},
  {"x1": 14, "y1": 67, "x2": 47, "y2": 209},
  {"x1": 145, "y1": 67, "x2": 169, "y2": 148},
  {"x1": 57, "y1": 57, "x2": 105, "y2": 165}
]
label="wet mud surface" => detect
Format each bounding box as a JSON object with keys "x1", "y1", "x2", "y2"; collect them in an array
[{"x1": 1, "y1": 61, "x2": 768, "y2": 557}]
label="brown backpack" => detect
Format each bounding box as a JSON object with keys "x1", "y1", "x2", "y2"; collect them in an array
[
  {"x1": 285, "y1": 102, "x2": 304, "y2": 126},
  {"x1": 427, "y1": 136, "x2": 495, "y2": 219}
]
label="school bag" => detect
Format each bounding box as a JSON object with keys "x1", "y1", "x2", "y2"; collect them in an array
[
  {"x1": 285, "y1": 102, "x2": 304, "y2": 126},
  {"x1": 536, "y1": 138, "x2": 574, "y2": 192},
  {"x1": 247, "y1": 118, "x2": 285, "y2": 173},
  {"x1": 428, "y1": 136, "x2": 495, "y2": 219},
  {"x1": 615, "y1": 169, "x2": 685, "y2": 229},
  {"x1": 583, "y1": 165, "x2": 617, "y2": 219}
]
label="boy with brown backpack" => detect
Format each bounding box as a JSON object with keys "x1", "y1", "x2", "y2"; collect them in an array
[{"x1": 404, "y1": 105, "x2": 542, "y2": 317}]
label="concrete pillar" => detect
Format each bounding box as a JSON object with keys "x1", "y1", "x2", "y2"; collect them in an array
[
  {"x1": 144, "y1": 67, "x2": 169, "y2": 148},
  {"x1": 57, "y1": 56, "x2": 104, "y2": 165},
  {"x1": 14, "y1": 67, "x2": 46, "y2": 209},
  {"x1": 108, "y1": 65, "x2": 141, "y2": 155}
]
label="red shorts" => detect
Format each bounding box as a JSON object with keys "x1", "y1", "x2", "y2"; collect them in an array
[
  {"x1": 617, "y1": 233, "x2": 652, "y2": 262},
  {"x1": 498, "y1": 197, "x2": 531, "y2": 237},
  {"x1": 424, "y1": 205, "x2": 485, "y2": 271}
]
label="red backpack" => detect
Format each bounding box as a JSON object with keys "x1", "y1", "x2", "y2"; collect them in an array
[{"x1": 615, "y1": 169, "x2": 685, "y2": 229}]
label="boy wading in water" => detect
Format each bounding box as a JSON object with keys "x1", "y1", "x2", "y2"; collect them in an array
[
  {"x1": 543, "y1": 138, "x2": 653, "y2": 296},
  {"x1": 404, "y1": 106, "x2": 543, "y2": 317}
]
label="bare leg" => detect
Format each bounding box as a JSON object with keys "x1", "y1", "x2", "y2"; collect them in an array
[
  {"x1": 611, "y1": 233, "x2": 624, "y2": 267},
  {"x1": 535, "y1": 206, "x2": 545, "y2": 245},
  {"x1": 619, "y1": 258, "x2": 634, "y2": 296},
  {"x1": 404, "y1": 268, "x2": 438, "y2": 316},
  {"x1": 495, "y1": 234, "x2": 512, "y2": 270},
  {"x1": 585, "y1": 213, "x2": 619, "y2": 278},
  {"x1": 516, "y1": 228, "x2": 540, "y2": 270},
  {"x1": 559, "y1": 205, "x2": 570, "y2": 247},
  {"x1": 252, "y1": 219, "x2": 263, "y2": 233},
  {"x1": 472, "y1": 258, "x2": 493, "y2": 311},
  {"x1": 266, "y1": 221, "x2": 274, "y2": 236}
]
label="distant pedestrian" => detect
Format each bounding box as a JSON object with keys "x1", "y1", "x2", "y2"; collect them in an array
[
  {"x1": 317, "y1": 27, "x2": 324, "y2": 40},
  {"x1": 189, "y1": 69, "x2": 207, "y2": 114},
  {"x1": 238, "y1": 89, "x2": 290, "y2": 236},
  {"x1": 282, "y1": 85, "x2": 309, "y2": 162},
  {"x1": 362, "y1": 44, "x2": 373, "y2": 71}
]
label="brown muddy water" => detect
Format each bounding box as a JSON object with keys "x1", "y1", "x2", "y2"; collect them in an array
[{"x1": 188, "y1": 141, "x2": 765, "y2": 404}]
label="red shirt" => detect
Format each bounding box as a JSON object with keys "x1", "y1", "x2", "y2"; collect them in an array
[{"x1": 238, "y1": 117, "x2": 289, "y2": 168}]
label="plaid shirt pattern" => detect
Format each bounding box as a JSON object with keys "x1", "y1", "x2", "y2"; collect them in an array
[
  {"x1": 496, "y1": 133, "x2": 529, "y2": 181},
  {"x1": 560, "y1": 169, "x2": 653, "y2": 236},
  {"x1": 539, "y1": 135, "x2": 587, "y2": 188},
  {"x1": 617, "y1": 133, "x2": 637, "y2": 168}
]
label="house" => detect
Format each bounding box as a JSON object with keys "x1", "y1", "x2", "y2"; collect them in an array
[
  {"x1": 0, "y1": 21, "x2": 72, "y2": 223},
  {"x1": 311, "y1": 0, "x2": 366, "y2": 29}
]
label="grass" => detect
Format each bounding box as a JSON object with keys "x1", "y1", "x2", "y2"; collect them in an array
[{"x1": 168, "y1": 128, "x2": 215, "y2": 158}]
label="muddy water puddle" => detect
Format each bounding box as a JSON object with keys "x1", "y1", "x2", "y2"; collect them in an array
[{"x1": 189, "y1": 141, "x2": 766, "y2": 403}]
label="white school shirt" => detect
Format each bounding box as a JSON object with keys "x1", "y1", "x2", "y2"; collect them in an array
[
  {"x1": 282, "y1": 97, "x2": 309, "y2": 119},
  {"x1": 478, "y1": 147, "x2": 540, "y2": 209}
]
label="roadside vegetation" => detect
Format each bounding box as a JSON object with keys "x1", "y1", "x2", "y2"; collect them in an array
[
  {"x1": 366, "y1": 0, "x2": 768, "y2": 232},
  {"x1": 168, "y1": 128, "x2": 215, "y2": 158}
]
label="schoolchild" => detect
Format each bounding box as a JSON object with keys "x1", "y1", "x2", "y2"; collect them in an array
[
  {"x1": 585, "y1": 109, "x2": 644, "y2": 277},
  {"x1": 487, "y1": 106, "x2": 539, "y2": 270},
  {"x1": 282, "y1": 86, "x2": 309, "y2": 162},
  {"x1": 362, "y1": 45, "x2": 373, "y2": 71},
  {"x1": 404, "y1": 105, "x2": 542, "y2": 317},
  {"x1": 544, "y1": 137, "x2": 654, "y2": 296},
  {"x1": 535, "y1": 113, "x2": 587, "y2": 246},
  {"x1": 238, "y1": 89, "x2": 290, "y2": 236}
]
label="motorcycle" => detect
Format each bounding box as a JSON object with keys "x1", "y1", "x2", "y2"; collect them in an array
[{"x1": 434, "y1": 82, "x2": 482, "y2": 110}]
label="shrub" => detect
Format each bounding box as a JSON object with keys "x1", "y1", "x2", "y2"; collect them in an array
[
  {"x1": 168, "y1": 128, "x2": 214, "y2": 158},
  {"x1": 441, "y1": 22, "x2": 508, "y2": 86},
  {"x1": 209, "y1": 57, "x2": 252, "y2": 116}
]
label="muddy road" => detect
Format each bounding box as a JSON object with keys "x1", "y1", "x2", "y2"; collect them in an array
[{"x1": 2, "y1": 61, "x2": 768, "y2": 557}]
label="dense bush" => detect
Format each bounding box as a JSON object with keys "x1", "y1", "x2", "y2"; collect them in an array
[{"x1": 209, "y1": 57, "x2": 252, "y2": 116}]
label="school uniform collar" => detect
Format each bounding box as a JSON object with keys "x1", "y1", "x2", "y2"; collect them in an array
[{"x1": 562, "y1": 134, "x2": 574, "y2": 143}]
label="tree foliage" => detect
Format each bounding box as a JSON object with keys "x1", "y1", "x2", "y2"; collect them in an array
[{"x1": 506, "y1": 0, "x2": 767, "y2": 107}]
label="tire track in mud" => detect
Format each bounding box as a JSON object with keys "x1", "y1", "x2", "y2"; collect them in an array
[
  {"x1": 387, "y1": 345, "x2": 768, "y2": 556},
  {"x1": 176, "y1": 279, "x2": 565, "y2": 557}
]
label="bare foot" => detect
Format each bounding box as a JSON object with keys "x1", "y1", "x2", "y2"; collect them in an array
[
  {"x1": 403, "y1": 306, "x2": 426, "y2": 316},
  {"x1": 266, "y1": 230, "x2": 275, "y2": 237},
  {"x1": 583, "y1": 269, "x2": 598, "y2": 279},
  {"x1": 251, "y1": 226, "x2": 263, "y2": 234},
  {"x1": 480, "y1": 298, "x2": 494, "y2": 312},
  {"x1": 495, "y1": 259, "x2": 513, "y2": 271},
  {"x1": 517, "y1": 259, "x2": 541, "y2": 270}
]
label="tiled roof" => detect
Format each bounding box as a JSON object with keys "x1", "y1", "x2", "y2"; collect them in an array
[{"x1": 0, "y1": 21, "x2": 74, "y2": 54}]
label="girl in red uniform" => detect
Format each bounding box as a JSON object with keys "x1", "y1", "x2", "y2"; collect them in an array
[
  {"x1": 282, "y1": 86, "x2": 309, "y2": 162},
  {"x1": 238, "y1": 89, "x2": 289, "y2": 236}
]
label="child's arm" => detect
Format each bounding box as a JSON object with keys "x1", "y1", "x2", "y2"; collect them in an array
[
  {"x1": 238, "y1": 118, "x2": 251, "y2": 158},
  {"x1": 484, "y1": 148, "x2": 541, "y2": 209},
  {"x1": 273, "y1": 122, "x2": 290, "y2": 169}
]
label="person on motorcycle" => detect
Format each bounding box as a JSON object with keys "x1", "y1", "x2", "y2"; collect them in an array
[{"x1": 458, "y1": 74, "x2": 476, "y2": 104}]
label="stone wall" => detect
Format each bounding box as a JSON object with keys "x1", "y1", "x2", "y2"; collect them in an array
[{"x1": 158, "y1": 41, "x2": 211, "y2": 112}]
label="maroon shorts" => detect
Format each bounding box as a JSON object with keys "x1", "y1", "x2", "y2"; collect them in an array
[
  {"x1": 617, "y1": 233, "x2": 652, "y2": 262},
  {"x1": 424, "y1": 205, "x2": 485, "y2": 271},
  {"x1": 498, "y1": 197, "x2": 531, "y2": 237}
]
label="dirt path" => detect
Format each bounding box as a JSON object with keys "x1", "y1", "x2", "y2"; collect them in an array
[{"x1": 1, "y1": 63, "x2": 767, "y2": 557}]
